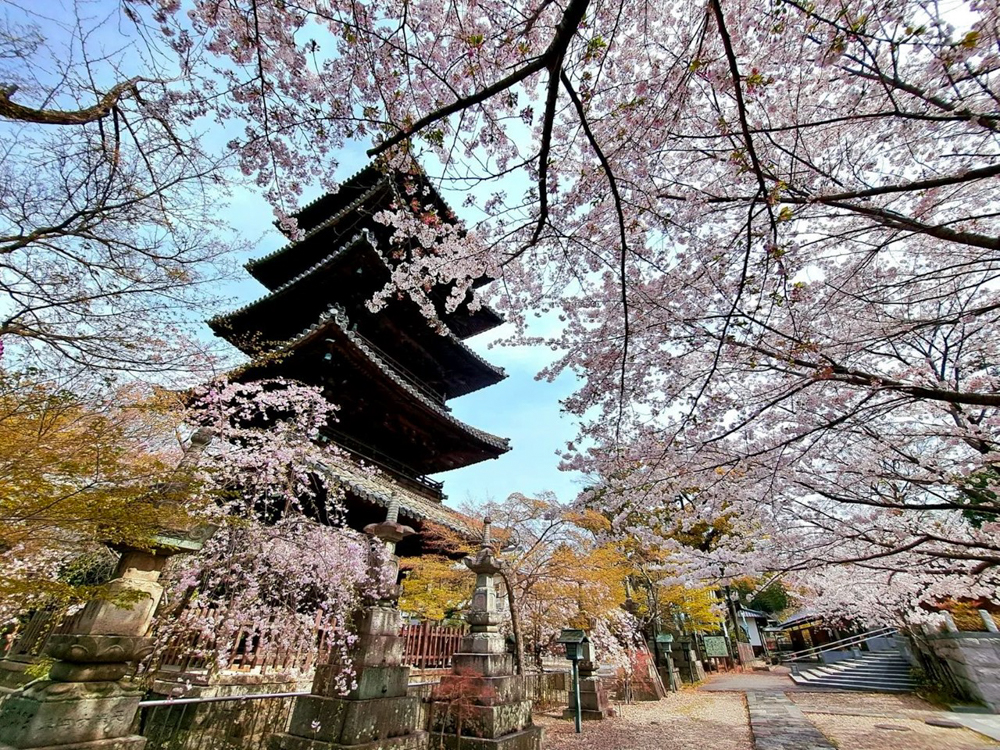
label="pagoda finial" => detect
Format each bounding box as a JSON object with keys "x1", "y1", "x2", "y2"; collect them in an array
[
  {"x1": 464, "y1": 516, "x2": 500, "y2": 577},
  {"x1": 386, "y1": 493, "x2": 401, "y2": 525},
  {"x1": 482, "y1": 515, "x2": 493, "y2": 548}
]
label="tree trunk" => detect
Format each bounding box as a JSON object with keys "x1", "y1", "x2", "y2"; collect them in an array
[{"x1": 499, "y1": 568, "x2": 525, "y2": 676}]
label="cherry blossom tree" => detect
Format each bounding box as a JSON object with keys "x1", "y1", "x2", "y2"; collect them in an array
[
  {"x1": 7, "y1": 0, "x2": 1000, "y2": 618},
  {"x1": 150, "y1": 378, "x2": 384, "y2": 687}
]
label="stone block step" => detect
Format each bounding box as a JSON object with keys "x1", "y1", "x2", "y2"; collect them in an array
[
  {"x1": 794, "y1": 669, "x2": 915, "y2": 681},
  {"x1": 786, "y1": 650, "x2": 916, "y2": 693},
  {"x1": 813, "y1": 666, "x2": 912, "y2": 677},
  {"x1": 797, "y1": 669, "x2": 914, "y2": 683},
  {"x1": 790, "y1": 674, "x2": 916, "y2": 692},
  {"x1": 806, "y1": 677, "x2": 914, "y2": 685}
]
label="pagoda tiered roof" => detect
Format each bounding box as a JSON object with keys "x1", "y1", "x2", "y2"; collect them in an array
[
  {"x1": 210, "y1": 231, "x2": 505, "y2": 399},
  {"x1": 247, "y1": 164, "x2": 459, "y2": 290},
  {"x1": 211, "y1": 162, "x2": 510, "y2": 510},
  {"x1": 232, "y1": 304, "x2": 509, "y2": 478},
  {"x1": 314, "y1": 456, "x2": 478, "y2": 541}
]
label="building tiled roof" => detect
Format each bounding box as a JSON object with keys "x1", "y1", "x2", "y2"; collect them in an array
[
  {"x1": 445, "y1": 329, "x2": 506, "y2": 388},
  {"x1": 210, "y1": 231, "x2": 373, "y2": 328},
  {"x1": 768, "y1": 610, "x2": 821, "y2": 630},
  {"x1": 217, "y1": 228, "x2": 508, "y2": 402},
  {"x1": 233, "y1": 304, "x2": 509, "y2": 456},
  {"x1": 246, "y1": 159, "x2": 463, "y2": 274},
  {"x1": 737, "y1": 607, "x2": 771, "y2": 620},
  {"x1": 328, "y1": 308, "x2": 509, "y2": 452},
  {"x1": 314, "y1": 456, "x2": 478, "y2": 538},
  {"x1": 321, "y1": 306, "x2": 509, "y2": 452},
  {"x1": 246, "y1": 179, "x2": 388, "y2": 271}
]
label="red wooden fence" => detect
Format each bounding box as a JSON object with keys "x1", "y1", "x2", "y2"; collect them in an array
[
  {"x1": 155, "y1": 606, "x2": 327, "y2": 675},
  {"x1": 400, "y1": 620, "x2": 466, "y2": 670}
]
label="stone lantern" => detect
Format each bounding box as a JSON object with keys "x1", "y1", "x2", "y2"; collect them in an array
[
  {"x1": 428, "y1": 517, "x2": 543, "y2": 750},
  {"x1": 271, "y1": 494, "x2": 427, "y2": 750},
  {"x1": 0, "y1": 428, "x2": 216, "y2": 750}
]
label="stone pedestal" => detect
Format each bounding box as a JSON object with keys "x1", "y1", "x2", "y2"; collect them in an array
[
  {"x1": 428, "y1": 519, "x2": 542, "y2": 750},
  {"x1": 270, "y1": 498, "x2": 426, "y2": 750},
  {"x1": 563, "y1": 642, "x2": 614, "y2": 721},
  {"x1": 0, "y1": 550, "x2": 168, "y2": 750},
  {"x1": 271, "y1": 605, "x2": 425, "y2": 750},
  {"x1": 0, "y1": 659, "x2": 146, "y2": 750}
]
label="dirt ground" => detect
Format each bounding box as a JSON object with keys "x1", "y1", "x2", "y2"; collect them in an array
[
  {"x1": 534, "y1": 690, "x2": 752, "y2": 750},
  {"x1": 533, "y1": 687, "x2": 1000, "y2": 750},
  {"x1": 789, "y1": 692, "x2": 1000, "y2": 750}
]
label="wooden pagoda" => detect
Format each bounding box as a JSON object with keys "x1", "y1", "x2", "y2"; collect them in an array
[{"x1": 209, "y1": 163, "x2": 508, "y2": 552}]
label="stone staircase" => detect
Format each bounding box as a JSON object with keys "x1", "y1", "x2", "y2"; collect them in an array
[{"x1": 789, "y1": 651, "x2": 917, "y2": 693}]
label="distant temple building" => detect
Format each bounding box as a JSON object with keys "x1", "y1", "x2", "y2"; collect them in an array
[{"x1": 208, "y1": 162, "x2": 509, "y2": 552}]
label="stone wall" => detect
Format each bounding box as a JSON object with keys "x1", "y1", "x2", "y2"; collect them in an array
[{"x1": 910, "y1": 632, "x2": 1000, "y2": 711}]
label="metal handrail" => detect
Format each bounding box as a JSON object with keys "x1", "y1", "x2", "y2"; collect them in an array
[
  {"x1": 781, "y1": 626, "x2": 898, "y2": 662},
  {"x1": 138, "y1": 691, "x2": 309, "y2": 708},
  {"x1": 138, "y1": 682, "x2": 442, "y2": 708}
]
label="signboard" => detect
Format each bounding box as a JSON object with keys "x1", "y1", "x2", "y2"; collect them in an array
[{"x1": 703, "y1": 635, "x2": 729, "y2": 658}]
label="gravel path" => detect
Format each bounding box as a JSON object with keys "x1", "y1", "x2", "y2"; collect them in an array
[
  {"x1": 533, "y1": 683, "x2": 1000, "y2": 750},
  {"x1": 534, "y1": 691, "x2": 752, "y2": 750},
  {"x1": 788, "y1": 692, "x2": 1000, "y2": 750}
]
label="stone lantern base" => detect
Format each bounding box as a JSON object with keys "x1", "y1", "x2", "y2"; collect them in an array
[
  {"x1": 0, "y1": 677, "x2": 146, "y2": 750},
  {"x1": 270, "y1": 606, "x2": 426, "y2": 750},
  {"x1": 427, "y1": 649, "x2": 543, "y2": 750},
  {"x1": 563, "y1": 671, "x2": 615, "y2": 721},
  {"x1": 0, "y1": 632, "x2": 154, "y2": 750}
]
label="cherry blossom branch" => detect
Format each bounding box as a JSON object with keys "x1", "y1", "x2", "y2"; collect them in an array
[
  {"x1": 0, "y1": 77, "x2": 149, "y2": 125},
  {"x1": 719, "y1": 333, "x2": 1000, "y2": 407},
  {"x1": 367, "y1": 0, "x2": 591, "y2": 158},
  {"x1": 707, "y1": 0, "x2": 776, "y2": 237},
  {"x1": 560, "y1": 71, "x2": 631, "y2": 435}
]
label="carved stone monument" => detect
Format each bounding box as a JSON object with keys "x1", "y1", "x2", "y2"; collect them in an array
[
  {"x1": 428, "y1": 518, "x2": 543, "y2": 750},
  {"x1": 270, "y1": 496, "x2": 426, "y2": 750},
  {"x1": 0, "y1": 429, "x2": 215, "y2": 750}
]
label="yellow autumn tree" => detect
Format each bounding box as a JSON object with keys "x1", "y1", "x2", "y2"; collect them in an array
[
  {"x1": 0, "y1": 368, "x2": 184, "y2": 615},
  {"x1": 402, "y1": 495, "x2": 634, "y2": 673},
  {"x1": 580, "y1": 477, "x2": 744, "y2": 635},
  {"x1": 400, "y1": 555, "x2": 474, "y2": 622},
  {"x1": 655, "y1": 584, "x2": 726, "y2": 633}
]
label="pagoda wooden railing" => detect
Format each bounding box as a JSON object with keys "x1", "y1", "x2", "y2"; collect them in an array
[
  {"x1": 352, "y1": 331, "x2": 447, "y2": 405},
  {"x1": 322, "y1": 427, "x2": 445, "y2": 500}
]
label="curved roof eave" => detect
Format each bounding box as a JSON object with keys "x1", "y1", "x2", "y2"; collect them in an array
[
  {"x1": 272, "y1": 306, "x2": 510, "y2": 454},
  {"x1": 313, "y1": 456, "x2": 478, "y2": 538}
]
